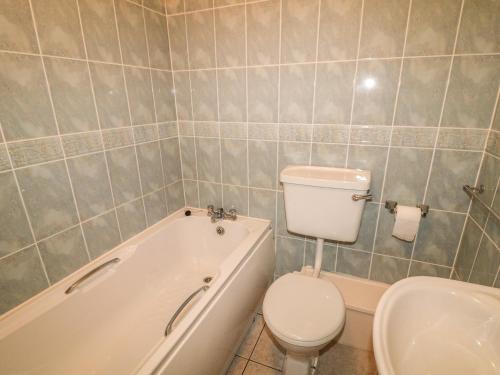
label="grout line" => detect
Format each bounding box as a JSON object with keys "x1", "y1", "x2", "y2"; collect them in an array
[
  {"x1": 245, "y1": 1, "x2": 250, "y2": 215},
  {"x1": 28, "y1": 0, "x2": 92, "y2": 263},
  {"x1": 75, "y1": 0, "x2": 124, "y2": 244}
]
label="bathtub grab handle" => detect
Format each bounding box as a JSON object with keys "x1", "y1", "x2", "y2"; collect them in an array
[
  {"x1": 165, "y1": 285, "x2": 210, "y2": 336},
  {"x1": 65, "y1": 258, "x2": 120, "y2": 294}
]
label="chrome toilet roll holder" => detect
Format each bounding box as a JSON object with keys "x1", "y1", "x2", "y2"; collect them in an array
[{"x1": 385, "y1": 200, "x2": 429, "y2": 217}]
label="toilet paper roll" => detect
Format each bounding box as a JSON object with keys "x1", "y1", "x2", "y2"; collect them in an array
[{"x1": 392, "y1": 205, "x2": 421, "y2": 242}]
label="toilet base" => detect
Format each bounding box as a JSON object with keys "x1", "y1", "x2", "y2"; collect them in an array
[{"x1": 283, "y1": 352, "x2": 319, "y2": 375}]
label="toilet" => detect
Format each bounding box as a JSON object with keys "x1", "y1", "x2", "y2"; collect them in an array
[{"x1": 263, "y1": 166, "x2": 371, "y2": 375}]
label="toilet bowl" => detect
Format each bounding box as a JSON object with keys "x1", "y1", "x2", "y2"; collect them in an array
[
  {"x1": 263, "y1": 166, "x2": 371, "y2": 375},
  {"x1": 263, "y1": 273, "x2": 345, "y2": 374}
]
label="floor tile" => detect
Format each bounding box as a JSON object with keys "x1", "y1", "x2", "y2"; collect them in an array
[
  {"x1": 237, "y1": 314, "x2": 265, "y2": 358},
  {"x1": 317, "y1": 343, "x2": 377, "y2": 375},
  {"x1": 226, "y1": 356, "x2": 248, "y2": 375},
  {"x1": 243, "y1": 361, "x2": 281, "y2": 375},
  {"x1": 250, "y1": 325, "x2": 285, "y2": 370}
]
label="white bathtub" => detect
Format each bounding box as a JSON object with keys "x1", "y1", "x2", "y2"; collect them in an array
[{"x1": 0, "y1": 208, "x2": 275, "y2": 375}]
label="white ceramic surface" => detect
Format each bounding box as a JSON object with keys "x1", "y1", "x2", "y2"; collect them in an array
[
  {"x1": 280, "y1": 165, "x2": 371, "y2": 242},
  {"x1": 373, "y1": 276, "x2": 500, "y2": 375}
]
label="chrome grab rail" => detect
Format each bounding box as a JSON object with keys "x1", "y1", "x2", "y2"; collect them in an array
[
  {"x1": 463, "y1": 185, "x2": 500, "y2": 221},
  {"x1": 165, "y1": 285, "x2": 209, "y2": 336},
  {"x1": 65, "y1": 258, "x2": 120, "y2": 294}
]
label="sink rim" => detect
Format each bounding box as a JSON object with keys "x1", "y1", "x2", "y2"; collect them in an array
[{"x1": 373, "y1": 276, "x2": 500, "y2": 375}]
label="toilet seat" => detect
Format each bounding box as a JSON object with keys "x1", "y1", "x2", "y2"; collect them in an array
[{"x1": 263, "y1": 273, "x2": 345, "y2": 348}]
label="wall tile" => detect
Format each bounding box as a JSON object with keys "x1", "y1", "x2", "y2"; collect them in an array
[
  {"x1": 442, "y1": 55, "x2": 500, "y2": 129},
  {"x1": 370, "y1": 255, "x2": 409, "y2": 284},
  {"x1": 347, "y1": 146, "x2": 388, "y2": 202},
  {"x1": 456, "y1": 0, "x2": 500, "y2": 54},
  {"x1": 17, "y1": 161, "x2": 79, "y2": 240},
  {"x1": 67, "y1": 153, "x2": 114, "y2": 221},
  {"x1": 311, "y1": 143, "x2": 346, "y2": 167},
  {"x1": 343, "y1": 202, "x2": 379, "y2": 253},
  {"x1": 218, "y1": 68, "x2": 246, "y2": 122},
  {"x1": 184, "y1": 180, "x2": 199, "y2": 207},
  {"x1": 199, "y1": 181, "x2": 222, "y2": 208},
  {"x1": 221, "y1": 139, "x2": 247, "y2": 186},
  {"x1": 160, "y1": 138, "x2": 182, "y2": 184},
  {"x1": 173, "y1": 72, "x2": 193, "y2": 120},
  {"x1": 102, "y1": 127, "x2": 133, "y2": 149},
  {"x1": 413, "y1": 210, "x2": 465, "y2": 266},
  {"x1": 246, "y1": 0, "x2": 280, "y2": 66},
  {"x1": 336, "y1": 248, "x2": 371, "y2": 278},
  {"x1": 281, "y1": 0, "x2": 320, "y2": 63},
  {"x1": 134, "y1": 124, "x2": 158, "y2": 144},
  {"x1": 349, "y1": 126, "x2": 391, "y2": 146},
  {"x1": 62, "y1": 132, "x2": 103, "y2": 157},
  {"x1": 249, "y1": 141, "x2": 277, "y2": 189},
  {"x1": 179, "y1": 137, "x2": 197, "y2": 179},
  {"x1": 38, "y1": 226, "x2": 88, "y2": 283},
  {"x1": 470, "y1": 153, "x2": 500, "y2": 226},
  {"x1": 405, "y1": 0, "x2": 461, "y2": 56},
  {"x1": 249, "y1": 189, "x2": 276, "y2": 225},
  {"x1": 276, "y1": 236, "x2": 304, "y2": 276},
  {"x1": 143, "y1": 0, "x2": 165, "y2": 13},
  {"x1": 116, "y1": 198, "x2": 147, "y2": 240},
  {"x1": 0, "y1": 172, "x2": 34, "y2": 257},
  {"x1": 220, "y1": 122, "x2": 246, "y2": 139},
  {"x1": 248, "y1": 67, "x2": 279, "y2": 123},
  {"x1": 191, "y1": 69, "x2": 218, "y2": 121},
  {"x1": 277, "y1": 142, "x2": 310, "y2": 184},
  {"x1": 145, "y1": 9, "x2": 171, "y2": 70},
  {"x1": 166, "y1": 0, "x2": 184, "y2": 14},
  {"x1": 186, "y1": 10, "x2": 215, "y2": 69},
  {"x1": 125, "y1": 67, "x2": 155, "y2": 125},
  {"x1": 196, "y1": 137, "x2": 221, "y2": 182},
  {"x1": 136, "y1": 141, "x2": 164, "y2": 193},
  {"x1": 409, "y1": 261, "x2": 451, "y2": 278},
  {"x1": 8, "y1": 137, "x2": 63, "y2": 168},
  {"x1": 166, "y1": 181, "x2": 185, "y2": 213},
  {"x1": 79, "y1": 0, "x2": 121, "y2": 63},
  {"x1": 185, "y1": 0, "x2": 213, "y2": 12},
  {"x1": 158, "y1": 122, "x2": 178, "y2": 139},
  {"x1": 223, "y1": 185, "x2": 248, "y2": 215},
  {"x1": 178, "y1": 121, "x2": 194, "y2": 136},
  {"x1": 359, "y1": 0, "x2": 410, "y2": 58},
  {"x1": 195, "y1": 121, "x2": 219, "y2": 137},
  {"x1": 82, "y1": 211, "x2": 121, "y2": 259},
  {"x1": 106, "y1": 146, "x2": 142, "y2": 204},
  {"x1": 31, "y1": 0, "x2": 85, "y2": 58},
  {"x1": 305, "y1": 240, "x2": 337, "y2": 272},
  {"x1": 382, "y1": 147, "x2": 432, "y2": 204},
  {"x1": 0, "y1": 0, "x2": 38, "y2": 53},
  {"x1": 374, "y1": 207, "x2": 414, "y2": 258},
  {"x1": 144, "y1": 189, "x2": 167, "y2": 224},
  {"x1": 248, "y1": 123, "x2": 278, "y2": 141},
  {"x1": 486, "y1": 131, "x2": 500, "y2": 158},
  {"x1": 318, "y1": 0, "x2": 361, "y2": 61},
  {"x1": 279, "y1": 64, "x2": 316, "y2": 124},
  {"x1": 352, "y1": 59, "x2": 401, "y2": 125},
  {"x1": 0, "y1": 54, "x2": 57, "y2": 141},
  {"x1": 279, "y1": 124, "x2": 312, "y2": 142},
  {"x1": 395, "y1": 57, "x2": 450, "y2": 127},
  {"x1": 115, "y1": 0, "x2": 148, "y2": 66},
  {"x1": 455, "y1": 218, "x2": 482, "y2": 280},
  {"x1": 276, "y1": 191, "x2": 302, "y2": 238},
  {"x1": 45, "y1": 58, "x2": 98, "y2": 134},
  {"x1": 312, "y1": 125, "x2": 349, "y2": 144},
  {"x1": 215, "y1": 5, "x2": 245, "y2": 67},
  {"x1": 390, "y1": 127, "x2": 437, "y2": 148},
  {"x1": 427, "y1": 150, "x2": 482, "y2": 212},
  {"x1": 0, "y1": 144, "x2": 10, "y2": 172},
  {"x1": 314, "y1": 62, "x2": 356, "y2": 124},
  {"x1": 469, "y1": 236, "x2": 500, "y2": 286},
  {"x1": 168, "y1": 15, "x2": 189, "y2": 70},
  {"x1": 152, "y1": 70, "x2": 176, "y2": 122},
  {"x1": 90, "y1": 63, "x2": 130, "y2": 129},
  {"x1": 0, "y1": 246, "x2": 48, "y2": 315}
]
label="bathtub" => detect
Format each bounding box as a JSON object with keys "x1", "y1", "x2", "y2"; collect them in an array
[{"x1": 0, "y1": 208, "x2": 275, "y2": 375}]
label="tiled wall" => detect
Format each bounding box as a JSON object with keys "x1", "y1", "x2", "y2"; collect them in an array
[
  {"x1": 166, "y1": 0, "x2": 499, "y2": 284},
  {"x1": 0, "y1": 0, "x2": 184, "y2": 314}
]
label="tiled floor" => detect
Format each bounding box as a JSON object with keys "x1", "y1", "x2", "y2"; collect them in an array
[{"x1": 227, "y1": 313, "x2": 377, "y2": 375}]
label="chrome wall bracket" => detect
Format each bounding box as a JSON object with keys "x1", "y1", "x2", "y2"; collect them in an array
[{"x1": 384, "y1": 200, "x2": 429, "y2": 217}]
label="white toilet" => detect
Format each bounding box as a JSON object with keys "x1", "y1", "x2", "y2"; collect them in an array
[{"x1": 263, "y1": 165, "x2": 371, "y2": 375}]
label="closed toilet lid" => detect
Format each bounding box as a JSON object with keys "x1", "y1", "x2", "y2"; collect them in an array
[{"x1": 263, "y1": 273, "x2": 345, "y2": 347}]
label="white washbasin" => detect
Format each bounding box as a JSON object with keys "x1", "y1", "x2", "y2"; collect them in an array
[{"x1": 373, "y1": 277, "x2": 500, "y2": 375}]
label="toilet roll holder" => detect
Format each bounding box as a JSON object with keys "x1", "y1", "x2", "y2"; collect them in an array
[{"x1": 385, "y1": 200, "x2": 429, "y2": 217}]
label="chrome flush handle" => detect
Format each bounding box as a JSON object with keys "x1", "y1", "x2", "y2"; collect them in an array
[{"x1": 352, "y1": 193, "x2": 373, "y2": 201}]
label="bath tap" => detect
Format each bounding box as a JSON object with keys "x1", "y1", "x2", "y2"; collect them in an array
[{"x1": 207, "y1": 205, "x2": 237, "y2": 222}]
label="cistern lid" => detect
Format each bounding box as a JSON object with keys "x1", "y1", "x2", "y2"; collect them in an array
[
  {"x1": 263, "y1": 273, "x2": 346, "y2": 347},
  {"x1": 280, "y1": 165, "x2": 371, "y2": 190}
]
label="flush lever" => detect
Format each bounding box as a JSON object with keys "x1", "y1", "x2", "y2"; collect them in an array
[{"x1": 352, "y1": 193, "x2": 373, "y2": 201}]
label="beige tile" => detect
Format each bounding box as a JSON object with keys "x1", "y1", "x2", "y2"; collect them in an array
[
  {"x1": 226, "y1": 356, "x2": 248, "y2": 375},
  {"x1": 250, "y1": 326, "x2": 285, "y2": 370},
  {"x1": 243, "y1": 361, "x2": 281, "y2": 375},
  {"x1": 317, "y1": 343, "x2": 377, "y2": 375},
  {"x1": 237, "y1": 315, "x2": 265, "y2": 358}
]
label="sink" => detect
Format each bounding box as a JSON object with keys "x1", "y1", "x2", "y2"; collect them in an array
[{"x1": 373, "y1": 276, "x2": 500, "y2": 375}]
